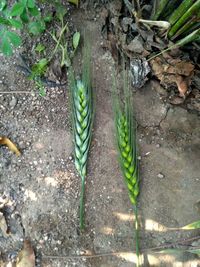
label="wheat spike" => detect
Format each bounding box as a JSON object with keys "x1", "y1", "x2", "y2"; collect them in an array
[
  {"x1": 113, "y1": 69, "x2": 140, "y2": 266},
  {"x1": 70, "y1": 41, "x2": 93, "y2": 230}
]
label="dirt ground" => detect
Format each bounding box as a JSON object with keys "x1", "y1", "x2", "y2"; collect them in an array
[{"x1": 1, "y1": 8, "x2": 200, "y2": 267}]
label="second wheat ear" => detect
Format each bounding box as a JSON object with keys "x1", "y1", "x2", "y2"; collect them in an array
[
  {"x1": 113, "y1": 69, "x2": 140, "y2": 266},
  {"x1": 70, "y1": 42, "x2": 93, "y2": 230}
]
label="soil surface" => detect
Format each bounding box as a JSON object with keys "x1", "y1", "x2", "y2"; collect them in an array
[{"x1": 1, "y1": 8, "x2": 200, "y2": 267}]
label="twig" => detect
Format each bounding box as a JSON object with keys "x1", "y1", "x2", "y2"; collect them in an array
[
  {"x1": 0, "y1": 91, "x2": 33, "y2": 94},
  {"x1": 42, "y1": 236, "x2": 200, "y2": 260},
  {"x1": 48, "y1": 23, "x2": 68, "y2": 62}
]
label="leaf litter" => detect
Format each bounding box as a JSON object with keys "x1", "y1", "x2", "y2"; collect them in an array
[
  {"x1": 101, "y1": 0, "x2": 200, "y2": 111},
  {"x1": 16, "y1": 240, "x2": 35, "y2": 267},
  {"x1": 149, "y1": 53, "x2": 194, "y2": 97}
]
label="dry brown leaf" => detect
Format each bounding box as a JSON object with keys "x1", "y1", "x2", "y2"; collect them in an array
[
  {"x1": 0, "y1": 137, "x2": 21, "y2": 156},
  {"x1": 175, "y1": 75, "x2": 189, "y2": 97},
  {"x1": 169, "y1": 96, "x2": 185, "y2": 105},
  {"x1": 16, "y1": 240, "x2": 35, "y2": 267},
  {"x1": 150, "y1": 55, "x2": 194, "y2": 97}
]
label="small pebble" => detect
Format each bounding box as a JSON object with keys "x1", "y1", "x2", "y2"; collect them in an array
[
  {"x1": 9, "y1": 97, "x2": 17, "y2": 108},
  {"x1": 157, "y1": 173, "x2": 164, "y2": 179},
  {"x1": 156, "y1": 144, "x2": 160, "y2": 148}
]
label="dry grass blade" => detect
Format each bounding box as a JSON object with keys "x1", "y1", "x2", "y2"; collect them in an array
[
  {"x1": 113, "y1": 68, "x2": 140, "y2": 266},
  {"x1": 70, "y1": 40, "x2": 93, "y2": 230},
  {"x1": 0, "y1": 137, "x2": 21, "y2": 156}
]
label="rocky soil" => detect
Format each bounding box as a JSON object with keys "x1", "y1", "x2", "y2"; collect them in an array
[{"x1": 0, "y1": 7, "x2": 200, "y2": 267}]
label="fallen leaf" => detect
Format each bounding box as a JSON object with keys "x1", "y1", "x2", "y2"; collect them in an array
[
  {"x1": 150, "y1": 54, "x2": 194, "y2": 97},
  {"x1": 0, "y1": 137, "x2": 21, "y2": 156},
  {"x1": 16, "y1": 240, "x2": 35, "y2": 267},
  {"x1": 175, "y1": 75, "x2": 189, "y2": 97}
]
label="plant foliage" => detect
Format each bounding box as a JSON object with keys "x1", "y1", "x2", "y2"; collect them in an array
[{"x1": 152, "y1": 0, "x2": 200, "y2": 42}]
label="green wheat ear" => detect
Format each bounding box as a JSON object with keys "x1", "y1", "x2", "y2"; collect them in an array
[
  {"x1": 113, "y1": 68, "x2": 140, "y2": 266},
  {"x1": 70, "y1": 40, "x2": 93, "y2": 230}
]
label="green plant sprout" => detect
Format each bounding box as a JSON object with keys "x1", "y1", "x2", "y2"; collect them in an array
[
  {"x1": 15, "y1": 1, "x2": 80, "y2": 95},
  {"x1": 0, "y1": 0, "x2": 52, "y2": 56}
]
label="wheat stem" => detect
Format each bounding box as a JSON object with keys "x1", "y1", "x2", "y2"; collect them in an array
[
  {"x1": 134, "y1": 205, "x2": 140, "y2": 267},
  {"x1": 80, "y1": 176, "x2": 85, "y2": 229}
]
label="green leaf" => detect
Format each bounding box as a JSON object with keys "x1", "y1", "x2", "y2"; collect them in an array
[
  {"x1": 0, "y1": 16, "x2": 10, "y2": 26},
  {"x1": 35, "y1": 43, "x2": 45, "y2": 53},
  {"x1": 1, "y1": 35, "x2": 13, "y2": 56},
  {"x1": 28, "y1": 21, "x2": 45, "y2": 35},
  {"x1": 28, "y1": 6, "x2": 39, "y2": 16},
  {"x1": 37, "y1": 58, "x2": 48, "y2": 68},
  {"x1": 20, "y1": 10, "x2": 29, "y2": 23},
  {"x1": 187, "y1": 249, "x2": 200, "y2": 256},
  {"x1": 0, "y1": 0, "x2": 6, "y2": 11},
  {"x1": 72, "y1": 32, "x2": 80, "y2": 50},
  {"x1": 21, "y1": 0, "x2": 28, "y2": 5},
  {"x1": 182, "y1": 220, "x2": 200, "y2": 230},
  {"x1": 68, "y1": 0, "x2": 79, "y2": 6},
  {"x1": 27, "y1": 0, "x2": 35, "y2": 8},
  {"x1": 10, "y1": 3, "x2": 25, "y2": 17},
  {"x1": 8, "y1": 19, "x2": 23, "y2": 29},
  {"x1": 39, "y1": 87, "x2": 46, "y2": 96},
  {"x1": 55, "y1": 3, "x2": 67, "y2": 21},
  {"x1": 43, "y1": 15, "x2": 52, "y2": 22},
  {"x1": 7, "y1": 31, "x2": 22, "y2": 47},
  {"x1": 32, "y1": 58, "x2": 48, "y2": 75}
]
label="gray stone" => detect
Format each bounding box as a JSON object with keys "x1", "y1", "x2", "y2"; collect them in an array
[
  {"x1": 127, "y1": 36, "x2": 144, "y2": 54},
  {"x1": 9, "y1": 97, "x2": 17, "y2": 108}
]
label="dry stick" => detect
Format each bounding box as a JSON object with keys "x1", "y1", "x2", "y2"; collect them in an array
[
  {"x1": 0, "y1": 91, "x2": 33, "y2": 94},
  {"x1": 42, "y1": 235, "x2": 200, "y2": 260}
]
